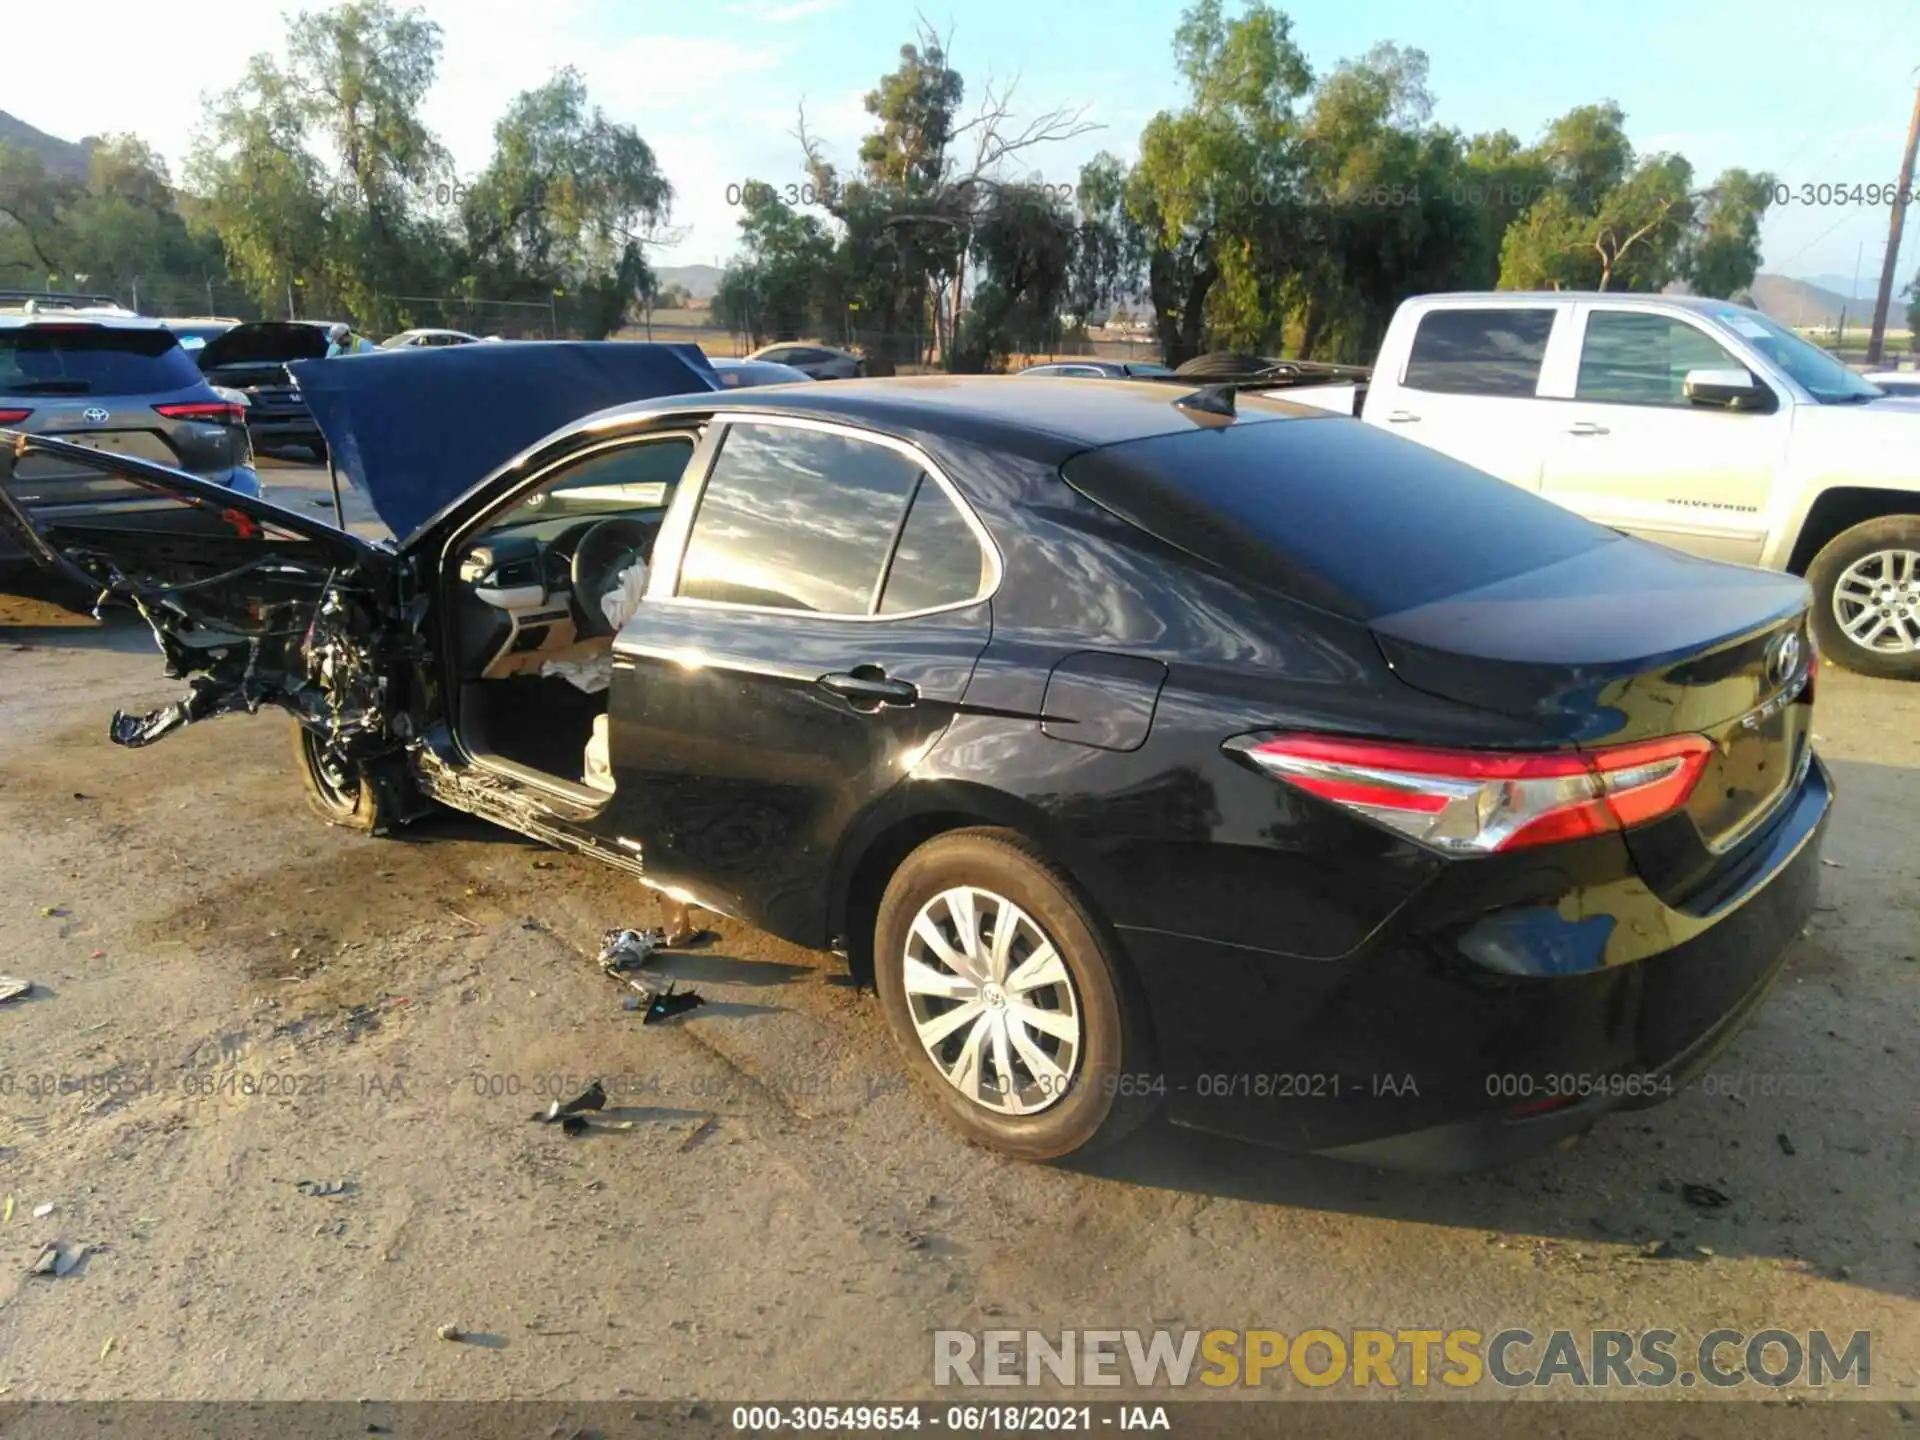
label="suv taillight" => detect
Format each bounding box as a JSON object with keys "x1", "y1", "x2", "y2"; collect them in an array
[
  {"x1": 1228, "y1": 732, "x2": 1714, "y2": 854},
  {"x1": 0, "y1": 408, "x2": 31, "y2": 425},
  {"x1": 153, "y1": 401, "x2": 245, "y2": 426}
]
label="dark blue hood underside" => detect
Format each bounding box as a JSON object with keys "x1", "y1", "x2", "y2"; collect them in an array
[{"x1": 288, "y1": 340, "x2": 721, "y2": 542}]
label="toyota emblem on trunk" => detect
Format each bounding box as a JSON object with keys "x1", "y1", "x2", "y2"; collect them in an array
[
  {"x1": 82, "y1": 407, "x2": 110, "y2": 423},
  {"x1": 1766, "y1": 631, "x2": 1803, "y2": 690}
]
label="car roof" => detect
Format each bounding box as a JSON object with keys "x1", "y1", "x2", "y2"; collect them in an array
[
  {"x1": 1400, "y1": 290, "x2": 1761, "y2": 316},
  {"x1": 0, "y1": 312, "x2": 172, "y2": 331},
  {"x1": 608, "y1": 374, "x2": 1325, "y2": 457}
]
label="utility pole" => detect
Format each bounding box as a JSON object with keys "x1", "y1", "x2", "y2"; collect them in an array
[{"x1": 1865, "y1": 74, "x2": 1920, "y2": 365}]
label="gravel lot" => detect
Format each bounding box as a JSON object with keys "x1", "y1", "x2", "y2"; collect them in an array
[{"x1": 1, "y1": 458, "x2": 1916, "y2": 1414}]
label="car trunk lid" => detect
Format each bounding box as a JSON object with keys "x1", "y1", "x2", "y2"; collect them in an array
[
  {"x1": 9, "y1": 395, "x2": 186, "y2": 505},
  {"x1": 1371, "y1": 537, "x2": 1816, "y2": 896},
  {"x1": 196, "y1": 321, "x2": 330, "y2": 372}
]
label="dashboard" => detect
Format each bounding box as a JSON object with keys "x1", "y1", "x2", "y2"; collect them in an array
[{"x1": 452, "y1": 514, "x2": 662, "y2": 679}]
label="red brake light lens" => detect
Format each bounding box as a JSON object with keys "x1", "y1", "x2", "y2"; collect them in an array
[
  {"x1": 153, "y1": 401, "x2": 245, "y2": 426},
  {"x1": 1231, "y1": 732, "x2": 1714, "y2": 854},
  {"x1": 0, "y1": 408, "x2": 32, "y2": 425}
]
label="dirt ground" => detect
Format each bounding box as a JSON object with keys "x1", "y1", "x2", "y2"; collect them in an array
[{"x1": 0, "y1": 460, "x2": 1916, "y2": 1415}]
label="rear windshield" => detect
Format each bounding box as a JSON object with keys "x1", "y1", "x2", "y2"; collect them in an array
[
  {"x1": 0, "y1": 326, "x2": 201, "y2": 396},
  {"x1": 1060, "y1": 415, "x2": 1615, "y2": 619}
]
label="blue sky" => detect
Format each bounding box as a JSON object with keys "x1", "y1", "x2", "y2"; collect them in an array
[{"x1": 11, "y1": 0, "x2": 1920, "y2": 291}]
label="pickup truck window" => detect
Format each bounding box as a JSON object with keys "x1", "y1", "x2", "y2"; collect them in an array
[
  {"x1": 1576, "y1": 312, "x2": 1742, "y2": 406},
  {"x1": 1704, "y1": 307, "x2": 1881, "y2": 404},
  {"x1": 1402, "y1": 308, "x2": 1553, "y2": 398}
]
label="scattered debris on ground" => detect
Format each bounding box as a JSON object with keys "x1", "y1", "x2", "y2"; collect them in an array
[
  {"x1": 295, "y1": 1180, "x2": 352, "y2": 1198},
  {"x1": 31, "y1": 1203, "x2": 54, "y2": 1219},
  {"x1": 599, "y1": 929, "x2": 666, "y2": 974},
  {"x1": 534, "y1": 1081, "x2": 606, "y2": 1125},
  {"x1": 644, "y1": 985, "x2": 705, "y2": 1025},
  {"x1": 680, "y1": 1116, "x2": 719, "y2": 1152},
  {"x1": 28, "y1": 1242, "x2": 90, "y2": 1278},
  {"x1": 437, "y1": 1323, "x2": 465, "y2": 1342},
  {"x1": 597, "y1": 926, "x2": 705, "y2": 1015},
  {"x1": 1778, "y1": 1133, "x2": 1797, "y2": 1156},
  {"x1": 0, "y1": 976, "x2": 32, "y2": 1004},
  {"x1": 1682, "y1": 1183, "x2": 1732, "y2": 1210}
]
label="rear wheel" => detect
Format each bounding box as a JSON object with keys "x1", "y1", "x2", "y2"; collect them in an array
[
  {"x1": 292, "y1": 720, "x2": 392, "y2": 832},
  {"x1": 874, "y1": 828, "x2": 1160, "y2": 1160},
  {"x1": 1806, "y1": 515, "x2": 1920, "y2": 680}
]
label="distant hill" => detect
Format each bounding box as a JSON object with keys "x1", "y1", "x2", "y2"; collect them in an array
[
  {"x1": 1748, "y1": 273, "x2": 1889, "y2": 329},
  {"x1": 0, "y1": 110, "x2": 92, "y2": 177},
  {"x1": 654, "y1": 264, "x2": 723, "y2": 301}
]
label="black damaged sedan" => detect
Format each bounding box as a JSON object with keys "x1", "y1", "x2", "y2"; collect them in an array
[{"x1": 0, "y1": 342, "x2": 1831, "y2": 1169}]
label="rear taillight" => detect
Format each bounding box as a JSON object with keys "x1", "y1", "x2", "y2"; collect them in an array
[
  {"x1": 153, "y1": 401, "x2": 245, "y2": 426},
  {"x1": 1229, "y1": 732, "x2": 1714, "y2": 854},
  {"x1": 0, "y1": 408, "x2": 31, "y2": 425}
]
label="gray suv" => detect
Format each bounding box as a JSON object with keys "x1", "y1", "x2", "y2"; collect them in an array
[{"x1": 0, "y1": 308, "x2": 260, "y2": 565}]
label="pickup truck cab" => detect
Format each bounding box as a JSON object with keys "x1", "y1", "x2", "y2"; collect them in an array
[{"x1": 1348, "y1": 293, "x2": 1920, "y2": 679}]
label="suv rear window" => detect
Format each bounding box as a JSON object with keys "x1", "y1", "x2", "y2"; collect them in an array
[
  {"x1": 0, "y1": 326, "x2": 201, "y2": 396},
  {"x1": 1060, "y1": 415, "x2": 1614, "y2": 619},
  {"x1": 1402, "y1": 308, "x2": 1554, "y2": 398}
]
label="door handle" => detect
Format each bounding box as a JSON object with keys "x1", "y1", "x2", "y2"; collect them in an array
[
  {"x1": 1386, "y1": 410, "x2": 1421, "y2": 423},
  {"x1": 1566, "y1": 421, "x2": 1610, "y2": 436},
  {"x1": 818, "y1": 669, "x2": 918, "y2": 706}
]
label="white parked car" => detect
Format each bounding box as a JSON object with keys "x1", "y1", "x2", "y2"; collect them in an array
[
  {"x1": 1281, "y1": 294, "x2": 1920, "y2": 679},
  {"x1": 380, "y1": 328, "x2": 482, "y2": 349}
]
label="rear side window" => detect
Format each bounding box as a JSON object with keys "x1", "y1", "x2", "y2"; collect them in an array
[
  {"x1": 877, "y1": 477, "x2": 990, "y2": 615},
  {"x1": 1060, "y1": 416, "x2": 1614, "y2": 620},
  {"x1": 1576, "y1": 311, "x2": 1744, "y2": 406},
  {"x1": 1402, "y1": 308, "x2": 1554, "y2": 398},
  {"x1": 0, "y1": 327, "x2": 202, "y2": 396},
  {"x1": 677, "y1": 422, "x2": 922, "y2": 614}
]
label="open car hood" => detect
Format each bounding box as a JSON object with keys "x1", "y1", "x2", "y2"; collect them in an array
[
  {"x1": 289, "y1": 340, "x2": 721, "y2": 543},
  {"x1": 197, "y1": 320, "x2": 331, "y2": 371}
]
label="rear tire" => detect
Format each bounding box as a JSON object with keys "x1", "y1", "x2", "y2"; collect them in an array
[
  {"x1": 873, "y1": 828, "x2": 1160, "y2": 1161},
  {"x1": 1805, "y1": 514, "x2": 1920, "y2": 680},
  {"x1": 292, "y1": 720, "x2": 392, "y2": 833}
]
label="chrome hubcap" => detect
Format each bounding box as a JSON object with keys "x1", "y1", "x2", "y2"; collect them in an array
[
  {"x1": 902, "y1": 886, "x2": 1081, "y2": 1116},
  {"x1": 1834, "y1": 548, "x2": 1920, "y2": 653}
]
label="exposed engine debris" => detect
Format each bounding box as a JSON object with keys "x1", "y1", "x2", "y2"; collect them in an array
[{"x1": 93, "y1": 554, "x2": 404, "y2": 772}]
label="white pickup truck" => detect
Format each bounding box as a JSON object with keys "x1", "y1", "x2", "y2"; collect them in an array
[{"x1": 1282, "y1": 293, "x2": 1920, "y2": 680}]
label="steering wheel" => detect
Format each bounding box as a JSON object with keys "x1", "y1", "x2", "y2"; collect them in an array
[{"x1": 569, "y1": 517, "x2": 655, "y2": 638}]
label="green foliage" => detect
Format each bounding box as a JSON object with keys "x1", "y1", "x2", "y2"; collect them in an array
[
  {"x1": 461, "y1": 67, "x2": 674, "y2": 338},
  {"x1": 950, "y1": 184, "x2": 1077, "y2": 370},
  {"x1": 1688, "y1": 168, "x2": 1776, "y2": 299},
  {"x1": 714, "y1": 181, "x2": 835, "y2": 345}
]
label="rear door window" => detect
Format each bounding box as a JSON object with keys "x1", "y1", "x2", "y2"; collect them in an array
[
  {"x1": 0, "y1": 327, "x2": 202, "y2": 396},
  {"x1": 676, "y1": 422, "x2": 923, "y2": 614},
  {"x1": 1402, "y1": 308, "x2": 1555, "y2": 398},
  {"x1": 876, "y1": 477, "x2": 991, "y2": 615},
  {"x1": 1576, "y1": 311, "x2": 1746, "y2": 406}
]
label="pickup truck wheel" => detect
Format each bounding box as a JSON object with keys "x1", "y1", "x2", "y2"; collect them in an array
[
  {"x1": 1806, "y1": 516, "x2": 1920, "y2": 680},
  {"x1": 873, "y1": 828, "x2": 1161, "y2": 1161}
]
